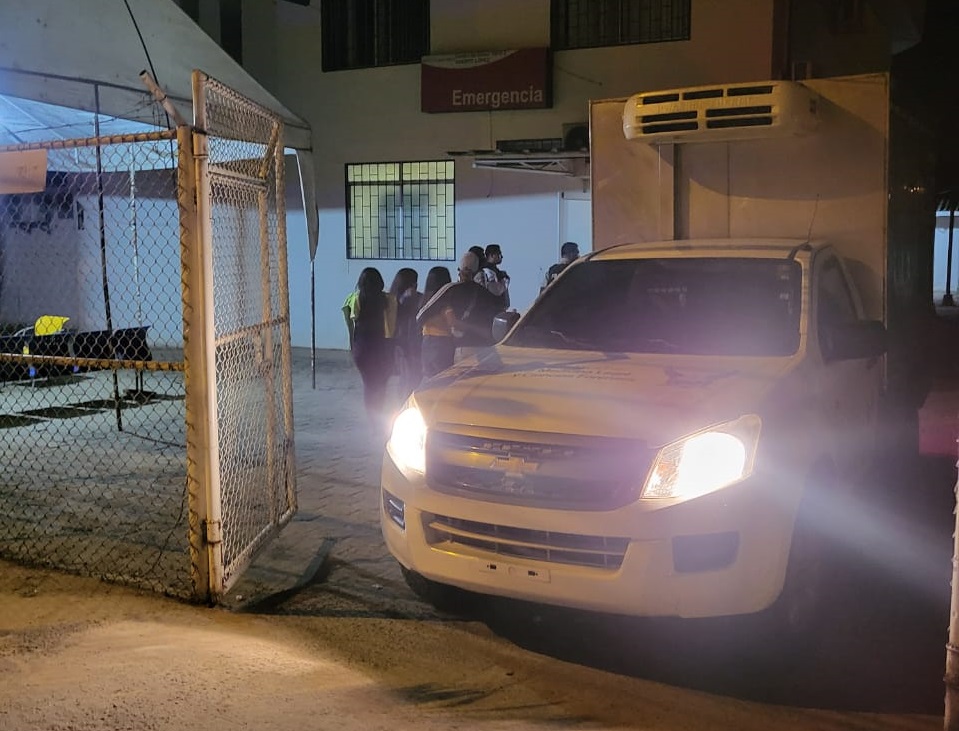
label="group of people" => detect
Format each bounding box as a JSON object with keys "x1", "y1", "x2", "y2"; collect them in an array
[{"x1": 343, "y1": 241, "x2": 580, "y2": 430}]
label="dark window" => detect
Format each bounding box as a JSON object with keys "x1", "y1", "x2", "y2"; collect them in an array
[
  {"x1": 220, "y1": 0, "x2": 243, "y2": 64},
  {"x1": 551, "y1": 0, "x2": 691, "y2": 50},
  {"x1": 346, "y1": 161, "x2": 455, "y2": 261},
  {"x1": 322, "y1": 0, "x2": 430, "y2": 72},
  {"x1": 178, "y1": 0, "x2": 200, "y2": 22}
]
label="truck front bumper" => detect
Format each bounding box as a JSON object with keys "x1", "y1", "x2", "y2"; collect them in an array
[{"x1": 381, "y1": 454, "x2": 797, "y2": 619}]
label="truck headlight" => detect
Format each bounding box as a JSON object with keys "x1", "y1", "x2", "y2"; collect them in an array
[
  {"x1": 641, "y1": 415, "x2": 761, "y2": 500},
  {"x1": 388, "y1": 404, "x2": 427, "y2": 474}
]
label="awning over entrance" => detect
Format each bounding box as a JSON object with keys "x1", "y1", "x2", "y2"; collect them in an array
[{"x1": 447, "y1": 149, "x2": 590, "y2": 178}]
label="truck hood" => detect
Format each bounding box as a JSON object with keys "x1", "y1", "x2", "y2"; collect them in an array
[{"x1": 415, "y1": 346, "x2": 798, "y2": 445}]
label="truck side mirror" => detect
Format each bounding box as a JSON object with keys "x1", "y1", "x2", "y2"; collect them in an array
[
  {"x1": 821, "y1": 320, "x2": 886, "y2": 362},
  {"x1": 492, "y1": 310, "x2": 521, "y2": 342}
]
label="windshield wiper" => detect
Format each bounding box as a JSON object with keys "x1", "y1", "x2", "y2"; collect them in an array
[
  {"x1": 633, "y1": 336, "x2": 681, "y2": 352},
  {"x1": 549, "y1": 329, "x2": 601, "y2": 348}
]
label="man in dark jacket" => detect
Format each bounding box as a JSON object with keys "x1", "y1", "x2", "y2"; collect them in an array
[
  {"x1": 543, "y1": 241, "x2": 580, "y2": 291},
  {"x1": 474, "y1": 243, "x2": 510, "y2": 308},
  {"x1": 416, "y1": 251, "x2": 501, "y2": 378}
]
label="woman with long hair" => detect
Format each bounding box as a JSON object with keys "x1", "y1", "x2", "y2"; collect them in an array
[
  {"x1": 347, "y1": 267, "x2": 395, "y2": 429},
  {"x1": 389, "y1": 267, "x2": 421, "y2": 399},
  {"x1": 416, "y1": 264, "x2": 463, "y2": 379},
  {"x1": 421, "y1": 266, "x2": 452, "y2": 308}
]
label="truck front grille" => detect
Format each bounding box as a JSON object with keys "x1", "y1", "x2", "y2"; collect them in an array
[
  {"x1": 425, "y1": 514, "x2": 629, "y2": 569},
  {"x1": 426, "y1": 429, "x2": 653, "y2": 510}
]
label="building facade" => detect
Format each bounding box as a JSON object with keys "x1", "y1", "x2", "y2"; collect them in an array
[{"x1": 180, "y1": 0, "x2": 924, "y2": 349}]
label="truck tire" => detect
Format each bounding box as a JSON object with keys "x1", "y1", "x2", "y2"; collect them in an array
[
  {"x1": 400, "y1": 565, "x2": 481, "y2": 615},
  {"x1": 762, "y1": 465, "x2": 837, "y2": 643}
]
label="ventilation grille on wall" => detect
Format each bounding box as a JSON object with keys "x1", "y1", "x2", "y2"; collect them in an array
[{"x1": 622, "y1": 80, "x2": 819, "y2": 144}]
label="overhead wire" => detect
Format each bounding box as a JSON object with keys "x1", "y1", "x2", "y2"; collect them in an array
[{"x1": 123, "y1": 0, "x2": 177, "y2": 167}]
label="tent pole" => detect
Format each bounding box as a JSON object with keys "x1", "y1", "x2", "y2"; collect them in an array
[
  {"x1": 129, "y1": 153, "x2": 145, "y2": 394},
  {"x1": 311, "y1": 258, "x2": 316, "y2": 390},
  {"x1": 94, "y1": 85, "x2": 123, "y2": 430}
]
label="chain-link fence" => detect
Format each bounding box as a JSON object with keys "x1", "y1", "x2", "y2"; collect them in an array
[
  {"x1": 0, "y1": 131, "x2": 193, "y2": 597},
  {"x1": 0, "y1": 74, "x2": 297, "y2": 602}
]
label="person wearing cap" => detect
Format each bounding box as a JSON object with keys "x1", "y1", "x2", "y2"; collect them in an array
[
  {"x1": 416, "y1": 251, "x2": 500, "y2": 378},
  {"x1": 474, "y1": 243, "x2": 510, "y2": 308},
  {"x1": 543, "y1": 241, "x2": 581, "y2": 291}
]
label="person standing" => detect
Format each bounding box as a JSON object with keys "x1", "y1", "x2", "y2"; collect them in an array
[
  {"x1": 346, "y1": 267, "x2": 397, "y2": 431},
  {"x1": 474, "y1": 243, "x2": 510, "y2": 308},
  {"x1": 416, "y1": 266, "x2": 452, "y2": 381},
  {"x1": 543, "y1": 241, "x2": 580, "y2": 291},
  {"x1": 469, "y1": 245, "x2": 487, "y2": 271},
  {"x1": 341, "y1": 290, "x2": 357, "y2": 349},
  {"x1": 417, "y1": 251, "x2": 500, "y2": 379},
  {"x1": 389, "y1": 267, "x2": 422, "y2": 399}
]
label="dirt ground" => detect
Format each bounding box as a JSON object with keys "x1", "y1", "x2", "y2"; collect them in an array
[{"x1": 0, "y1": 347, "x2": 951, "y2": 731}]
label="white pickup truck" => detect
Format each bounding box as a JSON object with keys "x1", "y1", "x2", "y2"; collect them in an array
[
  {"x1": 382, "y1": 238, "x2": 885, "y2": 628},
  {"x1": 380, "y1": 73, "x2": 932, "y2": 631}
]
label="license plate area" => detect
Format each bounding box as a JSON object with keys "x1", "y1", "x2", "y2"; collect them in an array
[{"x1": 478, "y1": 559, "x2": 551, "y2": 583}]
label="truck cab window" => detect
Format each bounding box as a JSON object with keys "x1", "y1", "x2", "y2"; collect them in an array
[{"x1": 816, "y1": 258, "x2": 861, "y2": 357}]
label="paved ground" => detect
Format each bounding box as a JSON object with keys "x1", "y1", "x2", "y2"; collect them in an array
[
  {"x1": 1, "y1": 343, "x2": 958, "y2": 730},
  {"x1": 223, "y1": 346, "x2": 959, "y2": 718},
  {"x1": 224, "y1": 347, "x2": 411, "y2": 616}
]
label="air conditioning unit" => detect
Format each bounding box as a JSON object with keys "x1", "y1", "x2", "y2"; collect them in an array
[{"x1": 622, "y1": 80, "x2": 820, "y2": 144}]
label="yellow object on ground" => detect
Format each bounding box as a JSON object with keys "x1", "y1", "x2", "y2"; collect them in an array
[{"x1": 33, "y1": 315, "x2": 70, "y2": 335}]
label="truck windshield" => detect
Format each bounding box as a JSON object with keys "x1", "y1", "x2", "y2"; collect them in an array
[{"x1": 508, "y1": 257, "x2": 802, "y2": 356}]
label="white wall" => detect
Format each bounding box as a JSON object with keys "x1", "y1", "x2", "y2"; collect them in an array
[
  {"x1": 286, "y1": 182, "x2": 567, "y2": 350},
  {"x1": 0, "y1": 186, "x2": 183, "y2": 348},
  {"x1": 273, "y1": 0, "x2": 778, "y2": 349},
  {"x1": 0, "y1": 218, "x2": 80, "y2": 327}
]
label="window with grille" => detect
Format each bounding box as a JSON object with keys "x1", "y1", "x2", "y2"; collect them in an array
[
  {"x1": 551, "y1": 0, "x2": 691, "y2": 50},
  {"x1": 346, "y1": 161, "x2": 455, "y2": 261},
  {"x1": 321, "y1": 0, "x2": 430, "y2": 72}
]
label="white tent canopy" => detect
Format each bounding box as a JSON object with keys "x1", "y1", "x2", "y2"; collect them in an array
[
  {"x1": 0, "y1": 0, "x2": 311, "y2": 151},
  {"x1": 0, "y1": 0, "x2": 318, "y2": 262}
]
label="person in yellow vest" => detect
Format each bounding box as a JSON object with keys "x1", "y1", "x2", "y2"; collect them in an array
[{"x1": 344, "y1": 268, "x2": 397, "y2": 431}]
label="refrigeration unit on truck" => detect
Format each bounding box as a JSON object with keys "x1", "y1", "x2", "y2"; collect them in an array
[{"x1": 379, "y1": 73, "x2": 935, "y2": 632}]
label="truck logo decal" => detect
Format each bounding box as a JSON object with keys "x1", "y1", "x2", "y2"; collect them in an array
[{"x1": 490, "y1": 454, "x2": 540, "y2": 479}]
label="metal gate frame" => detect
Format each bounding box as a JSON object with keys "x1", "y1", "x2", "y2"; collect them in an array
[{"x1": 181, "y1": 71, "x2": 297, "y2": 602}]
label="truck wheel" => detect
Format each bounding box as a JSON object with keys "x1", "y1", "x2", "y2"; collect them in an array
[
  {"x1": 400, "y1": 566, "x2": 481, "y2": 615},
  {"x1": 763, "y1": 467, "x2": 836, "y2": 643}
]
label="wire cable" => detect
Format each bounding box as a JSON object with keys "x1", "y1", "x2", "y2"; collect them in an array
[{"x1": 123, "y1": 0, "x2": 177, "y2": 166}]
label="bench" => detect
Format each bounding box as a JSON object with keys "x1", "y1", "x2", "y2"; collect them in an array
[
  {"x1": 0, "y1": 326, "x2": 153, "y2": 381},
  {"x1": 71, "y1": 326, "x2": 153, "y2": 363}
]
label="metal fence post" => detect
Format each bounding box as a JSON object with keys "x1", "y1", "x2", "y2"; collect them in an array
[{"x1": 947, "y1": 459, "x2": 959, "y2": 729}]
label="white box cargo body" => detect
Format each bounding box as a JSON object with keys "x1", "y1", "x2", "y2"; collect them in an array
[{"x1": 591, "y1": 73, "x2": 934, "y2": 402}]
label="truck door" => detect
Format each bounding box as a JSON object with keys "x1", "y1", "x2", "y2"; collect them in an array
[{"x1": 812, "y1": 252, "x2": 883, "y2": 472}]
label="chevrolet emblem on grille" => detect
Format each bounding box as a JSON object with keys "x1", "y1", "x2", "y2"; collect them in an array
[{"x1": 491, "y1": 454, "x2": 540, "y2": 479}]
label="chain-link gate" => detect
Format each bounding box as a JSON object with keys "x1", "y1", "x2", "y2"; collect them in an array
[
  {"x1": 187, "y1": 71, "x2": 296, "y2": 600},
  {"x1": 0, "y1": 73, "x2": 297, "y2": 602}
]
